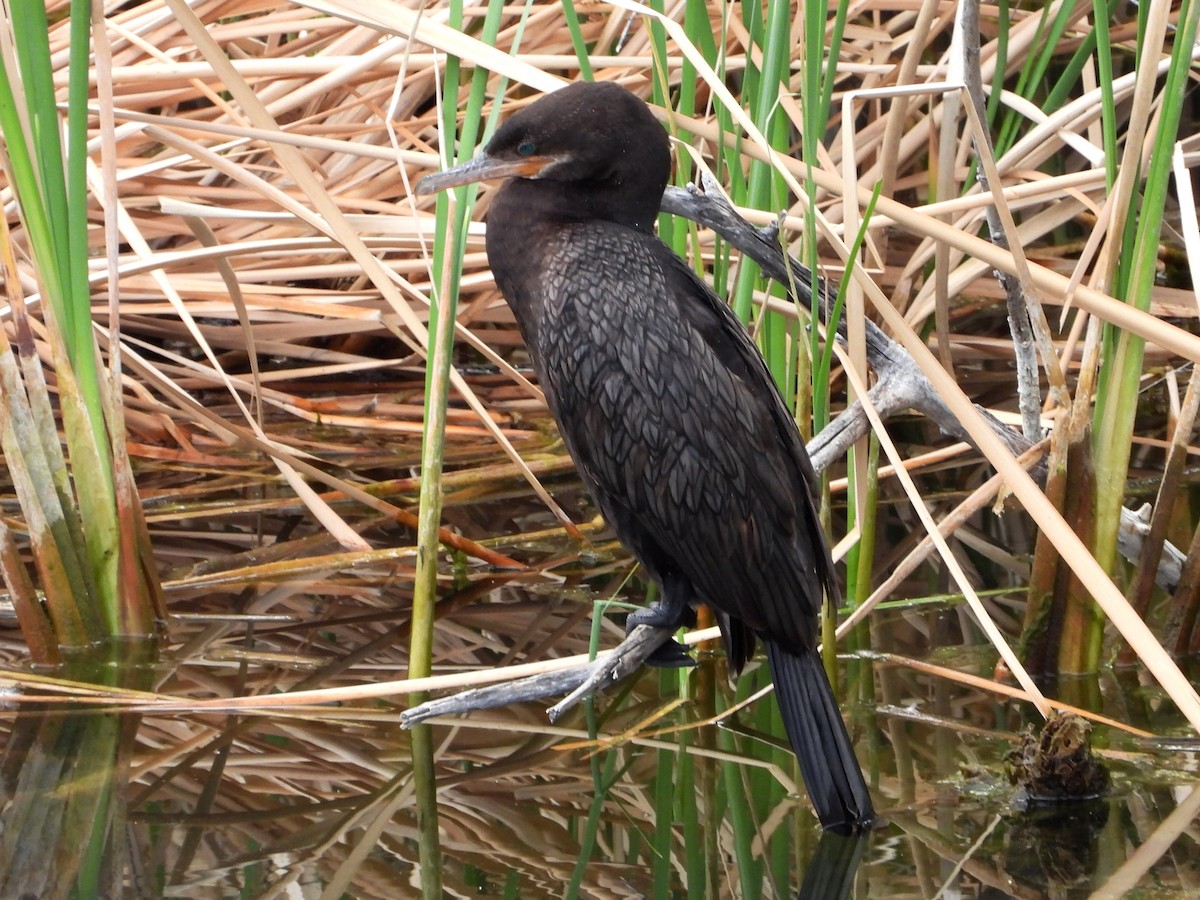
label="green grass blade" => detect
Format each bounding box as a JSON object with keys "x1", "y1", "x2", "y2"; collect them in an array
[
  {"x1": 560, "y1": 0, "x2": 594, "y2": 80},
  {"x1": 1092, "y1": 0, "x2": 1200, "y2": 589}
]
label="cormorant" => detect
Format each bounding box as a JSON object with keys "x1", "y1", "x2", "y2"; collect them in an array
[{"x1": 417, "y1": 81, "x2": 874, "y2": 833}]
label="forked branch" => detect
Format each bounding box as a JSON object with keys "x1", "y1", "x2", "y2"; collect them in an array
[{"x1": 402, "y1": 178, "x2": 1181, "y2": 727}]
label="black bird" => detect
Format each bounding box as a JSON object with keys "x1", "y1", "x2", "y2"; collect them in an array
[{"x1": 418, "y1": 81, "x2": 874, "y2": 833}]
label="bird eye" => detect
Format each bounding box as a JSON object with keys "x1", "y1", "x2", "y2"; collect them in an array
[{"x1": 517, "y1": 140, "x2": 536, "y2": 157}]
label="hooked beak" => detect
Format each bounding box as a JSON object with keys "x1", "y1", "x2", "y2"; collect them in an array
[{"x1": 416, "y1": 152, "x2": 558, "y2": 195}]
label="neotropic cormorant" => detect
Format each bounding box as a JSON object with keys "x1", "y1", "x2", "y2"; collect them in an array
[{"x1": 418, "y1": 81, "x2": 874, "y2": 833}]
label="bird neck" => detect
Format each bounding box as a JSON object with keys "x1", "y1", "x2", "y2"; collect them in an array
[
  {"x1": 484, "y1": 181, "x2": 562, "y2": 357},
  {"x1": 484, "y1": 176, "x2": 662, "y2": 358}
]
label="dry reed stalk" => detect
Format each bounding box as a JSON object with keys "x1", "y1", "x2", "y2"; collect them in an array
[{"x1": 0, "y1": 2, "x2": 1195, "y2": 892}]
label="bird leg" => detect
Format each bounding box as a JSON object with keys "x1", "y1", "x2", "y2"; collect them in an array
[
  {"x1": 626, "y1": 574, "x2": 697, "y2": 667},
  {"x1": 400, "y1": 622, "x2": 680, "y2": 728}
]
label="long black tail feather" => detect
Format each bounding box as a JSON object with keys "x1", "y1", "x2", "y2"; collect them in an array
[{"x1": 766, "y1": 642, "x2": 874, "y2": 833}]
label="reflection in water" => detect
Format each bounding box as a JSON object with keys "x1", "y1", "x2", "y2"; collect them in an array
[
  {"x1": 795, "y1": 831, "x2": 868, "y2": 900},
  {"x1": 1003, "y1": 800, "x2": 1110, "y2": 897},
  {"x1": 0, "y1": 705, "x2": 139, "y2": 897},
  {"x1": 0, "y1": 578, "x2": 1198, "y2": 894},
  {"x1": 0, "y1": 645, "x2": 152, "y2": 899}
]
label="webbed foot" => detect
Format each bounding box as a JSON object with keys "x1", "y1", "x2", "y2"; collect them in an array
[{"x1": 626, "y1": 581, "x2": 697, "y2": 668}]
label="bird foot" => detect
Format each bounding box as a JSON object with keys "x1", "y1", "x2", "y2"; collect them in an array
[
  {"x1": 643, "y1": 638, "x2": 696, "y2": 668},
  {"x1": 626, "y1": 600, "x2": 697, "y2": 668},
  {"x1": 626, "y1": 600, "x2": 697, "y2": 631}
]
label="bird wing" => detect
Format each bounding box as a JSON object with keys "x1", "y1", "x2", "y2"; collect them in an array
[{"x1": 537, "y1": 222, "x2": 837, "y2": 650}]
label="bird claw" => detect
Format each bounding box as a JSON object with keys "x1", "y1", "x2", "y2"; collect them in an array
[
  {"x1": 644, "y1": 638, "x2": 696, "y2": 668},
  {"x1": 626, "y1": 600, "x2": 697, "y2": 668}
]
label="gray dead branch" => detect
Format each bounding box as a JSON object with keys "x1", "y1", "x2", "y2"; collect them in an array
[{"x1": 401, "y1": 177, "x2": 1182, "y2": 727}]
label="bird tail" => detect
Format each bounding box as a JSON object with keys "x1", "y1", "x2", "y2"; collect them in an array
[{"x1": 766, "y1": 642, "x2": 874, "y2": 833}]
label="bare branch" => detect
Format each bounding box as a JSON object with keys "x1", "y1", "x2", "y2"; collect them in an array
[
  {"x1": 400, "y1": 624, "x2": 675, "y2": 727},
  {"x1": 404, "y1": 172, "x2": 1183, "y2": 727}
]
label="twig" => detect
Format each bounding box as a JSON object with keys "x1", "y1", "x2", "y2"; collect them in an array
[
  {"x1": 545, "y1": 623, "x2": 678, "y2": 720},
  {"x1": 958, "y1": 0, "x2": 1043, "y2": 441},
  {"x1": 400, "y1": 624, "x2": 675, "y2": 726},
  {"x1": 663, "y1": 179, "x2": 1034, "y2": 461}
]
